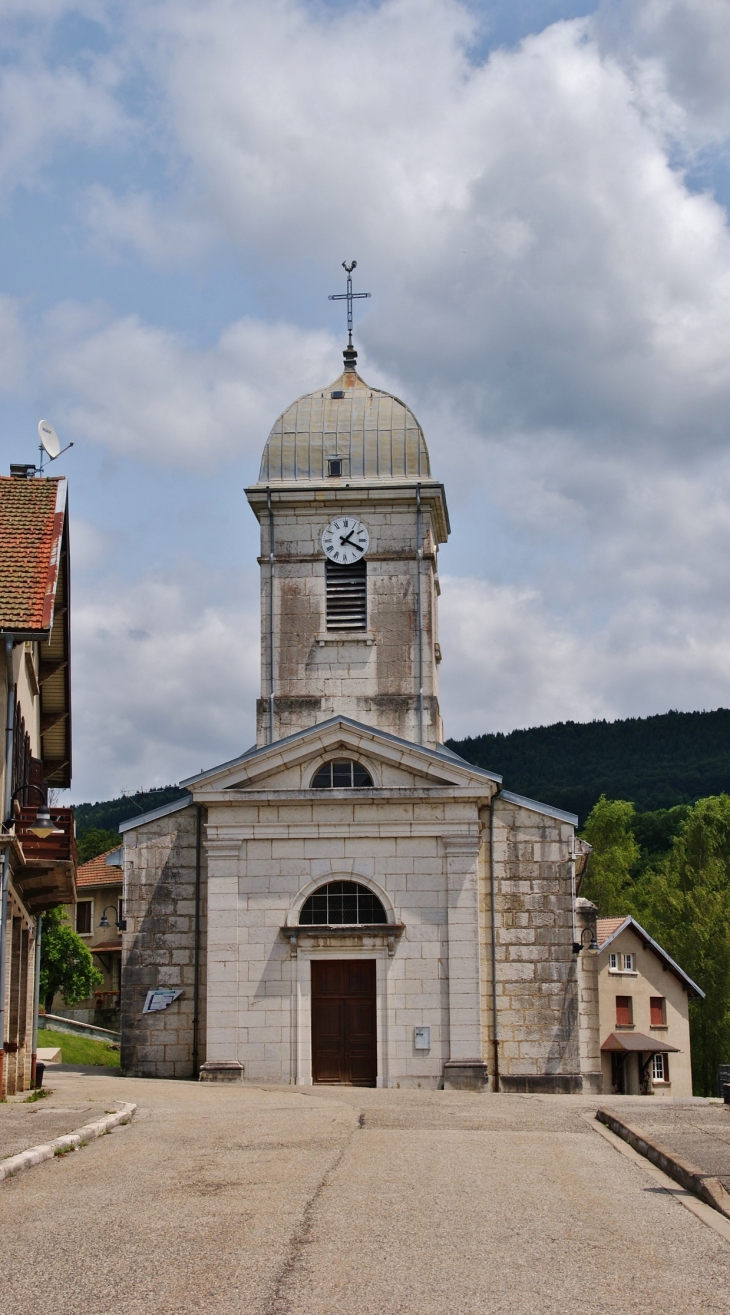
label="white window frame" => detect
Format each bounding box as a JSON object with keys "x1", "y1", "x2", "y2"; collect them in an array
[
  {"x1": 652, "y1": 1052, "x2": 667, "y2": 1082},
  {"x1": 609, "y1": 952, "x2": 618, "y2": 970},
  {"x1": 622, "y1": 952, "x2": 634, "y2": 971},
  {"x1": 76, "y1": 899, "x2": 93, "y2": 937}
]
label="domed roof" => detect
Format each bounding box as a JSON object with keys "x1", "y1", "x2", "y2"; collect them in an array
[{"x1": 257, "y1": 366, "x2": 431, "y2": 484}]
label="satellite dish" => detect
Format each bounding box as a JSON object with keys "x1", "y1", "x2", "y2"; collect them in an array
[{"x1": 38, "y1": 420, "x2": 60, "y2": 460}]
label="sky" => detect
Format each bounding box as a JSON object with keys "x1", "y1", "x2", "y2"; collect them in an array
[{"x1": 2, "y1": 0, "x2": 730, "y2": 802}]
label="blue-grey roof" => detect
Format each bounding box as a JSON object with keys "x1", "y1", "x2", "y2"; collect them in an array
[
  {"x1": 179, "y1": 717, "x2": 503, "y2": 788},
  {"x1": 118, "y1": 793, "x2": 193, "y2": 834},
  {"x1": 498, "y1": 789, "x2": 579, "y2": 826}
]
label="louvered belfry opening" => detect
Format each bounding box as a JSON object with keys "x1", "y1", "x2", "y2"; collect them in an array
[{"x1": 326, "y1": 559, "x2": 367, "y2": 630}]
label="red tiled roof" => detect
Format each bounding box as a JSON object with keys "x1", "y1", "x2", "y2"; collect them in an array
[
  {"x1": 0, "y1": 476, "x2": 66, "y2": 631},
  {"x1": 76, "y1": 848, "x2": 122, "y2": 888},
  {"x1": 595, "y1": 917, "x2": 629, "y2": 946}
]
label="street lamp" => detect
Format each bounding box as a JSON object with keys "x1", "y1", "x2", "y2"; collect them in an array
[
  {"x1": 11, "y1": 783, "x2": 64, "y2": 838},
  {"x1": 573, "y1": 924, "x2": 598, "y2": 954},
  {"x1": 99, "y1": 904, "x2": 127, "y2": 932}
]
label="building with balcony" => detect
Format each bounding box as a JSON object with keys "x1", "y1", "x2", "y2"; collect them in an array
[{"x1": 0, "y1": 470, "x2": 75, "y2": 1096}]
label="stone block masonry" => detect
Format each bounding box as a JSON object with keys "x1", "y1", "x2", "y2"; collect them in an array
[{"x1": 121, "y1": 806, "x2": 207, "y2": 1079}]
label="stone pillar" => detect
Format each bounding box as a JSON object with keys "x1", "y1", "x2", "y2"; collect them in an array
[
  {"x1": 201, "y1": 831, "x2": 244, "y2": 1082},
  {"x1": 443, "y1": 834, "x2": 488, "y2": 1091}
]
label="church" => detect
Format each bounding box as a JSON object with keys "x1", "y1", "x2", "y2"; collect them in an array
[{"x1": 119, "y1": 317, "x2": 601, "y2": 1093}]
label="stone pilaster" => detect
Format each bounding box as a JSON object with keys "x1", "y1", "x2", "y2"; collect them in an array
[
  {"x1": 575, "y1": 898, "x2": 602, "y2": 1094},
  {"x1": 443, "y1": 834, "x2": 488, "y2": 1090},
  {"x1": 204, "y1": 829, "x2": 242, "y2": 1071}
]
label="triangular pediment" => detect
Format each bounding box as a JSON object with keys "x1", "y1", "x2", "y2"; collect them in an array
[{"x1": 180, "y1": 717, "x2": 500, "y2": 796}]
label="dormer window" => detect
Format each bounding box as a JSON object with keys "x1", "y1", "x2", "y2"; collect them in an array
[{"x1": 312, "y1": 759, "x2": 373, "y2": 788}]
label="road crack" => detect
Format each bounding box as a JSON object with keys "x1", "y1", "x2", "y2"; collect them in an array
[{"x1": 264, "y1": 1112, "x2": 363, "y2": 1315}]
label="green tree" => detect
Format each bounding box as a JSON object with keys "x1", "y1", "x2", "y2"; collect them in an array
[
  {"x1": 632, "y1": 795, "x2": 730, "y2": 1096},
  {"x1": 76, "y1": 826, "x2": 120, "y2": 865},
  {"x1": 580, "y1": 796, "x2": 640, "y2": 915},
  {"x1": 40, "y1": 907, "x2": 103, "y2": 1014}
]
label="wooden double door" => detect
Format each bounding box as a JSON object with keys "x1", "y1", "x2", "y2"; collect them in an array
[{"x1": 311, "y1": 959, "x2": 377, "y2": 1087}]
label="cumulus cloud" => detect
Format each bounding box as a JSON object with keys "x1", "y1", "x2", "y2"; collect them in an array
[
  {"x1": 0, "y1": 55, "x2": 126, "y2": 200},
  {"x1": 71, "y1": 570, "x2": 260, "y2": 800},
  {"x1": 43, "y1": 306, "x2": 341, "y2": 468},
  {"x1": 5, "y1": 0, "x2": 730, "y2": 794}
]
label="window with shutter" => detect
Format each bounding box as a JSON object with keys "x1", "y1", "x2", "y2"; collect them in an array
[
  {"x1": 326, "y1": 559, "x2": 367, "y2": 630},
  {"x1": 650, "y1": 996, "x2": 665, "y2": 1026},
  {"x1": 76, "y1": 901, "x2": 92, "y2": 935},
  {"x1": 615, "y1": 995, "x2": 632, "y2": 1027}
]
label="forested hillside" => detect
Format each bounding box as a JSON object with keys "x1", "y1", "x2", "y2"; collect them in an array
[
  {"x1": 74, "y1": 785, "x2": 188, "y2": 834},
  {"x1": 448, "y1": 708, "x2": 730, "y2": 822}
]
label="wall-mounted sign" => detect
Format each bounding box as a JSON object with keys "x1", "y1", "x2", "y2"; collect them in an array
[
  {"x1": 414, "y1": 1026, "x2": 431, "y2": 1050},
  {"x1": 143, "y1": 988, "x2": 183, "y2": 1014}
]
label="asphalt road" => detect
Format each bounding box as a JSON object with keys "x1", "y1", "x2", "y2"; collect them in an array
[{"x1": 2, "y1": 1073, "x2": 729, "y2": 1314}]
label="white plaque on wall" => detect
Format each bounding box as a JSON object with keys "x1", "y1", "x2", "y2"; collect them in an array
[{"x1": 414, "y1": 1026, "x2": 431, "y2": 1050}]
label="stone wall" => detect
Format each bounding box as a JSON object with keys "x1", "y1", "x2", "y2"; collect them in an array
[
  {"x1": 121, "y1": 805, "x2": 207, "y2": 1079},
  {"x1": 203, "y1": 792, "x2": 482, "y2": 1087},
  {"x1": 249, "y1": 486, "x2": 443, "y2": 747},
  {"x1": 487, "y1": 798, "x2": 584, "y2": 1094}
]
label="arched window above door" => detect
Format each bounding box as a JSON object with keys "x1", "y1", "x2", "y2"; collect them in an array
[
  {"x1": 311, "y1": 759, "x2": 373, "y2": 788},
  {"x1": 299, "y1": 881, "x2": 387, "y2": 925}
]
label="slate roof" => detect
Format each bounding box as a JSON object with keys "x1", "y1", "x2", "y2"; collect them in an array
[
  {"x1": 76, "y1": 849, "x2": 123, "y2": 888},
  {"x1": 0, "y1": 476, "x2": 67, "y2": 632}
]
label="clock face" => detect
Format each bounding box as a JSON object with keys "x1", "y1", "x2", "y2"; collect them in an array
[{"x1": 321, "y1": 517, "x2": 369, "y2": 565}]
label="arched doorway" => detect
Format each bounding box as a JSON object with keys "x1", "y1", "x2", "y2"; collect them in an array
[{"x1": 304, "y1": 882, "x2": 385, "y2": 1086}]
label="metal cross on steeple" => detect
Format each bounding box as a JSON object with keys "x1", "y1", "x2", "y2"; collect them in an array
[{"x1": 328, "y1": 261, "x2": 371, "y2": 348}]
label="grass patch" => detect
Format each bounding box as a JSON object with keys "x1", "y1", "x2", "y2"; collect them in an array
[
  {"x1": 39, "y1": 1029, "x2": 120, "y2": 1068},
  {"x1": 54, "y1": 1144, "x2": 75, "y2": 1156},
  {"x1": 24, "y1": 1088, "x2": 51, "y2": 1102}
]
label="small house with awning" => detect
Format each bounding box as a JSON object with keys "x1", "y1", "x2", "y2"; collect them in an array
[{"x1": 596, "y1": 916, "x2": 704, "y2": 1097}]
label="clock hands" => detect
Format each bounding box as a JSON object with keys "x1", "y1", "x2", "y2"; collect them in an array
[{"x1": 339, "y1": 529, "x2": 358, "y2": 547}]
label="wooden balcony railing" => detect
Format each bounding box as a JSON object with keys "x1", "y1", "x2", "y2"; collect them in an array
[{"x1": 15, "y1": 806, "x2": 77, "y2": 867}]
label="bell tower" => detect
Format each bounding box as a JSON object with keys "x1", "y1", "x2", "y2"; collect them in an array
[{"x1": 245, "y1": 344, "x2": 449, "y2": 749}]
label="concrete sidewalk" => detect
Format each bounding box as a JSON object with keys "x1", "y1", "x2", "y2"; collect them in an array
[
  {"x1": 0, "y1": 1082, "x2": 116, "y2": 1161},
  {"x1": 608, "y1": 1100, "x2": 730, "y2": 1193},
  {"x1": 1, "y1": 1075, "x2": 729, "y2": 1315}
]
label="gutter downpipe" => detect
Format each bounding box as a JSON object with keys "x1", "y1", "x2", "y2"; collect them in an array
[
  {"x1": 490, "y1": 792, "x2": 500, "y2": 1092},
  {"x1": 191, "y1": 803, "x2": 202, "y2": 1079},
  {"x1": 570, "y1": 834, "x2": 578, "y2": 953},
  {"x1": 267, "y1": 487, "x2": 275, "y2": 746},
  {"x1": 0, "y1": 636, "x2": 16, "y2": 1095},
  {"x1": 416, "y1": 484, "x2": 424, "y2": 745},
  {"x1": 31, "y1": 913, "x2": 42, "y2": 1087}
]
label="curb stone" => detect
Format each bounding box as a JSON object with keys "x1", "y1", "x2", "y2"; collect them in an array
[
  {"x1": 0, "y1": 1101, "x2": 136, "y2": 1182},
  {"x1": 596, "y1": 1106, "x2": 730, "y2": 1220}
]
